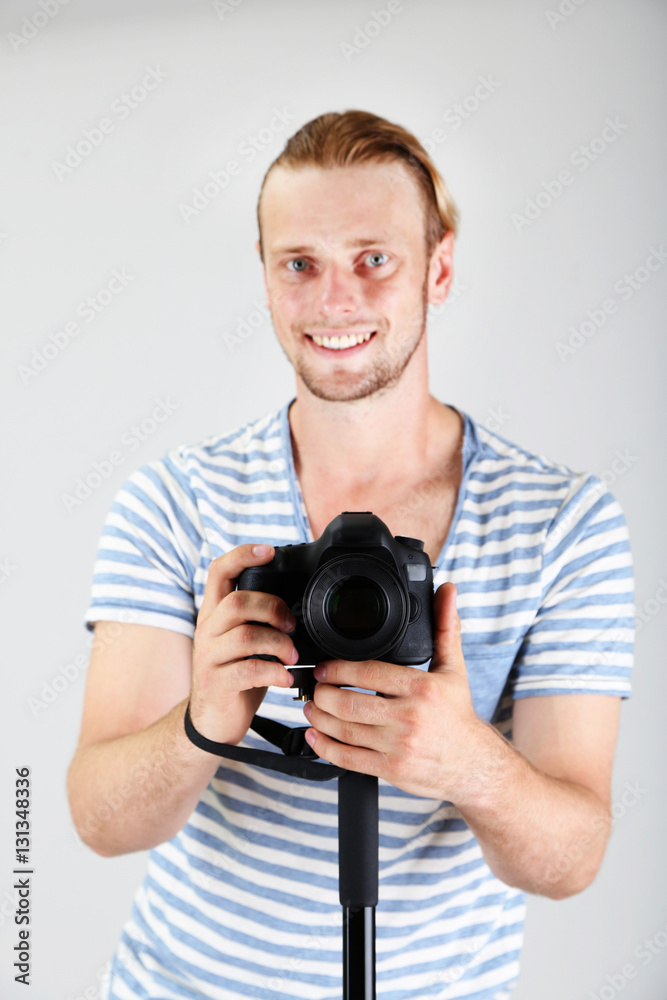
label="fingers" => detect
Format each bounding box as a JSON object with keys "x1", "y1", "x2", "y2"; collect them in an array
[
  {"x1": 313, "y1": 659, "x2": 418, "y2": 697},
  {"x1": 222, "y1": 654, "x2": 296, "y2": 694},
  {"x1": 208, "y1": 586, "x2": 296, "y2": 639},
  {"x1": 217, "y1": 621, "x2": 299, "y2": 670},
  {"x1": 197, "y1": 544, "x2": 278, "y2": 622},
  {"x1": 429, "y1": 582, "x2": 468, "y2": 677},
  {"x1": 312, "y1": 683, "x2": 388, "y2": 726},
  {"x1": 189, "y1": 543, "x2": 299, "y2": 744},
  {"x1": 305, "y1": 698, "x2": 379, "y2": 752}
]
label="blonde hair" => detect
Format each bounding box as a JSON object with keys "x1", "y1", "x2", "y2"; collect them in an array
[{"x1": 256, "y1": 109, "x2": 459, "y2": 262}]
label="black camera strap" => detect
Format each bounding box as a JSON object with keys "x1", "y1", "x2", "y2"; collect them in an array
[{"x1": 184, "y1": 701, "x2": 345, "y2": 781}]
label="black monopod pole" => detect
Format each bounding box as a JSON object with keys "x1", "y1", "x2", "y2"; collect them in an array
[
  {"x1": 338, "y1": 770, "x2": 379, "y2": 1000},
  {"x1": 184, "y1": 699, "x2": 381, "y2": 996}
]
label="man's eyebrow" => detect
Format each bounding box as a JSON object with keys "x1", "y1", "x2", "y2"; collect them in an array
[{"x1": 269, "y1": 236, "x2": 395, "y2": 256}]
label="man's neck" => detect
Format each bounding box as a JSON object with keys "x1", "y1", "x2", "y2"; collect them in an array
[{"x1": 288, "y1": 381, "x2": 462, "y2": 496}]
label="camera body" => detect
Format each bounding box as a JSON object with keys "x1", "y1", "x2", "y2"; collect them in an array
[{"x1": 237, "y1": 512, "x2": 435, "y2": 696}]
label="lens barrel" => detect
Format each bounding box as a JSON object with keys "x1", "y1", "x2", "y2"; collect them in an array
[{"x1": 303, "y1": 554, "x2": 409, "y2": 660}]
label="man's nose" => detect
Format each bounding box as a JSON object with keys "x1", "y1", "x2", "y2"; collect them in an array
[{"x1": 316, "y1": 261, "x2": 363, "y2": 314}]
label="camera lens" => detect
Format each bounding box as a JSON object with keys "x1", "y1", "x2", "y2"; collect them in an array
[
  {"x1": 303, "y1": 553, "x2": 409, "y2": 660},
  {"x1": 325, "y1": 575, "x2": 388, "y2": 639}
]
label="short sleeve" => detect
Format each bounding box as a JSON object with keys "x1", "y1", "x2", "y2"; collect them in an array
[
  {"x1": 83, "y1": 451, "x2": 205, "y2": 638},
  {"x1": 510, "y1": 474, "x2": 635, "y2": 700}
]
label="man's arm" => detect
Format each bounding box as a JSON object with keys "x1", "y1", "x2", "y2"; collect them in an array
[
  {"x1": 67, "y1": 544, "x2": 298, "y2": 857},
  {"x1": 66, "y1": 621, "x2": 219, "y2": 857},
  {"x1": 302, "y1": 582, "x2": 624, "y2": 900},
  {"x1": 444, "y1": 692, "x2": 621, "y2": 899}
]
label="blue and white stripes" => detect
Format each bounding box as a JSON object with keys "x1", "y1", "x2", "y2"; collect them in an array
[{"x1": 85, "y1": 398, "x2": 633, "y2": 999}]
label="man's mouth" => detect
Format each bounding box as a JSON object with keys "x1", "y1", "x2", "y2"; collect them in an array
[{"x1": 305, "y1": 330, "x2": 376, "y2": 352}]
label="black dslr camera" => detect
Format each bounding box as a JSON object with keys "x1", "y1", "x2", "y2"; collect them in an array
[{"x1": 237, "y1": 512, "x2": 435, "y2": 701}]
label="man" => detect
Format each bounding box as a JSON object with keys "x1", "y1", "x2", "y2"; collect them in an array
[{"x1": 67, "y1": 110, "x2": 634, "y2": 999}]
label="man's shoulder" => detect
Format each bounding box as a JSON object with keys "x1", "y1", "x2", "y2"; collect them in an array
[
  {"x1": 465, "y1": 413, "x2": 618, "y2": 526},
  {"x1": 468, "y1": 417, "x2": 591, "y2": 486},
  {"x1": 137, "y1": 403, "x2": 285, "y2": 490},
  {"x1": 115, "y1": 403, "x2": 288, "y2": 512},
  {"x1": 166, "y1": 403, "x2": 285, "y2": 467},
  {"x1": 470, "y1": 415, "x2": 581, "y2": 482}
]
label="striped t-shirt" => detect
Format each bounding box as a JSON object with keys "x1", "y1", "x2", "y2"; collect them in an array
[{"x1": 84, "y1": 398, "x2": 634, "y2": 1000}]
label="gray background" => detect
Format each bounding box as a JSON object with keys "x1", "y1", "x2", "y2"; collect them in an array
[{"x1": 1, "y1": 0, "x2": 666, "y2": 997}]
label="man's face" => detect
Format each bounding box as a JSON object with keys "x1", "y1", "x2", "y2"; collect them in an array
[{"x1": 258, "y1": 161, "x2": 450, "y2": 403}]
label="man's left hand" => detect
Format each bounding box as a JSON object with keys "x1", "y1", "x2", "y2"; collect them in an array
[{"x1": 303, "y1": 582, "x2": 484, "y2": 800}]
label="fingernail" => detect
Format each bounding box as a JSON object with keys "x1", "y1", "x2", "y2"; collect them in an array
[
  {"x1": 284, "y1": 615, "x2": 297, "y2": 632},
  {"x1": 291, "y1": 647, "x2": 299, "y2": 664},
  {"x1": 305, "y1": 728, "x2": 316, "y2": 746},
  {"x1": 252, "y1": 544, "x2": 272, "y2": 557},
  {"x1": 303, "y1": 701, "x2": 312, "y2": 720}
]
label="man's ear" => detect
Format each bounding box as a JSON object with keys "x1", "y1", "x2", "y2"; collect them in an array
[
  {"x1": 427, "y1": 230, "x2": 455, "y2": 308},
  {"x1": 255, "y1": 239, "x2": 261, "y2": 256}
]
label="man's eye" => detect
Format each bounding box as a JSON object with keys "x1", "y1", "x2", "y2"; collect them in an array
[
  {"x1": 286, "y1": 259, "x2": 308, "y2": 272},
  {"x1": 366, "y1": 252, "x2": 389, "y2": 267}
]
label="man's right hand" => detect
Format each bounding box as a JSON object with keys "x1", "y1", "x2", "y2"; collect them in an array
[{"x1": 189, "y1": 544, "x2": 299, "y2": 745}]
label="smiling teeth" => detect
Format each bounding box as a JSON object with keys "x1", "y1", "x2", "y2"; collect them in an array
[{"x1": 312, "y1": 331, "x2": 373, "y2": 349}]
